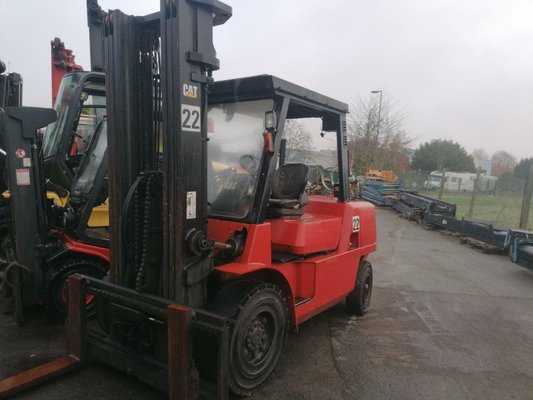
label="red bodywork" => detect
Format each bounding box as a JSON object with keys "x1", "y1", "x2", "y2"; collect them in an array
[
  {"x1": 62, "y1": 234, "x2": 110, "y2": 263},
  {"x1": 51, "y1": 38, "x2": 83, "y2": 107},
  {"x1": 209, "y1": 195, "x2": 376, "y2": 330},
  {"x1": 60, "y1": 196, "x2": 375, "y2": 331}
]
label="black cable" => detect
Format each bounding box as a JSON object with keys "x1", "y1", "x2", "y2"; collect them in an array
[{"x1": 120, "y1": 174, "x2": 146, "y2": 286}]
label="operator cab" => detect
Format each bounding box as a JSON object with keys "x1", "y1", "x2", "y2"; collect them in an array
[
  {"x1": 42, "y1": 71, "x2": 105, "y2": 190},
  {"x1": 69, "y1": 118, "x2": 109, "y2": 246},
  {"x1": 207, "y1": 75, "x2": 350, "y2": 258}
]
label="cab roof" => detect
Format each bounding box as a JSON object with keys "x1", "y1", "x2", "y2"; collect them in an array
[{"x1": 209, "y1": 75, "x2": 349, "y2": 119}]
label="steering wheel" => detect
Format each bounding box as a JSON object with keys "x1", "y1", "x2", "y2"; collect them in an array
[
  {"x1": 320, "y1": 167, "x2": 337, "y2": 192},
  {"x1": 239, "y1": 154, "x2": 257, "y2": 174}
]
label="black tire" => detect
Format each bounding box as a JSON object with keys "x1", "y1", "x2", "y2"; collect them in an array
[
  {"x1": 346, "y1": 260, "x2": 373, "y2": 316},
  {"x1": 210, "y1": 281, "x2": 289, "y2": 395},
  {"x1": 43, "y1": 257, "x2": 107, "y2": 321}
]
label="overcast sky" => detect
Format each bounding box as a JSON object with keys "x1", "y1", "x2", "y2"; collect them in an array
[{"x1": 1, "y1": 0, "x2": 532, "y2": 160}]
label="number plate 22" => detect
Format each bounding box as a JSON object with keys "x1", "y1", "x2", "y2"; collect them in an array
[
  {"x1": 352, "y1": 216, "x2": 360, "y2": 232},
  {"x1": 181, "y1": 104, "x2": 201, "y2": 132}
]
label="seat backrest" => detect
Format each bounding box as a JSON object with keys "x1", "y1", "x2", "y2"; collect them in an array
[{"x1": 271, "y1": 163, "x2": 309, "y2": 200}]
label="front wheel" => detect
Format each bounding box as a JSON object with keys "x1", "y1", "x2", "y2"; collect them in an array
[
  {"x1": 346, "y1": 260, "x2": 373, "y2": 316},
  {"x1": 214, "y1": 282, "x2": 289, "y2": 395},
  {"x1": 43, "y1": 257, "x2": 108, "y2": 321}
]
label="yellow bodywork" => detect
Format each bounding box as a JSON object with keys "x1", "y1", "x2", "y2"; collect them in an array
[
  {"x1": 2, "y1": 190, "x2": 69, "y2": 207},
  {"x1": 2, "y1": 190, "x2": 109, "y2": 228},
  {"x1": 88, "y1": 200, "x2": 109, "y2": 227},
  {"x1": 47, "y1": 191, "x2": 70, "y2": 207}
]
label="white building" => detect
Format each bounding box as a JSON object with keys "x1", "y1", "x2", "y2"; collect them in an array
[{"x1": 426, "y1": 171, "x2": 497, "y2": 193}]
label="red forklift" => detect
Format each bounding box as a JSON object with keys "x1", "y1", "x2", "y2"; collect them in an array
[
  {"x1": 0, "y1": 96, "x2": 110, "y2": 321},
  {"x1": 0, "y1": 0, "x2": 376, "y2": 397},
  {"x1": 0, "y1": 39, "x2": 110, "y2": 320}
]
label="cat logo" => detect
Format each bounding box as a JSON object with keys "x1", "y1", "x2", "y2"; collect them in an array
[{"x1": 183, "y1": 83, "x2": 198, "y2": 99}]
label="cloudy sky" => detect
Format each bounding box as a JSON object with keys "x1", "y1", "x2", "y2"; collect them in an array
[{"x1": 1, "y1": 0, "x2": 532, "y2": 160}]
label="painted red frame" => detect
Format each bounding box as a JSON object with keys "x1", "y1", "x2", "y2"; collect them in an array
[
  {"x1": 62, "y1": 234, "x2": 110, "y2": 263},
  {"x1": 209, "y1": 195, "x2": 376, "y2": 330}
]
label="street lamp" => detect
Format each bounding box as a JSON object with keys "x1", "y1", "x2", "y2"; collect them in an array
[
  {"x1": 369, "y1": 90, "x2": 383, "y2": 170},
  {"x1": 370, "y1": 90, "x2": 383, "y2": 140}
]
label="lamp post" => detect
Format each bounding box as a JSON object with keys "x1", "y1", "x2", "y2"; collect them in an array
[
  {"x1": 370, "y1": 90, "x2": 383, "y2": 139},
  {"x1": 370, "y1": 90, "x2": 382, "y2": 169}
]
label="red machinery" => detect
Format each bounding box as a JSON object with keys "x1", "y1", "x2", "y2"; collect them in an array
[
  {"x1": 0, "y1": 0, "x2": 376, "y2": 398},
  {"x1": 51, "y1": 37, "x2": 83, "y2": 106},
  {"x1": 0, "y1": 38, "x2": 109, "y2": 321}
]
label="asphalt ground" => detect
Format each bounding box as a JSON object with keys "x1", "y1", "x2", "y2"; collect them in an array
[{"x1": 1, "y1": 208, "x2": 533, "y2": 399}]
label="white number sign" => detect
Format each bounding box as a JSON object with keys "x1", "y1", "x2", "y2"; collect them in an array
[
  {"x1": 352, "y1": 216, "x2": 360, "y2": 232},
  {"x1": 181, "y1": 104, "x2": 201, "y2": 132}
]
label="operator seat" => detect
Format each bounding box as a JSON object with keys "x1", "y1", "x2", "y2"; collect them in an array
[{"x1": 267, "y1": 163, "x2": 309, "y2": 218}]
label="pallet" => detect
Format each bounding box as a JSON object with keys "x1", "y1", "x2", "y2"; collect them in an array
[{"x1": 459, "y1": 237, "x2": 501, "y2": 254}]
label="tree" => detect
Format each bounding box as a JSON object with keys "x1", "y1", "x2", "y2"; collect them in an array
[
  {"x1": 347, "y1": 93, "x2": 411, "y2": 175},
  {"x1": 514, "y1": 157, "x2": 533, "y2": 180},
  {"x1": 471, "y1": 148, "x2": 489, "y2": 164},
  {"x1": 490, "y1": 151, "x2": 516, "y2": 176},
  {"x1": 284, "y1": 120, "x2": 316, "y2": 164},
  {"x1": 496, "y1": 171, "x2": 522, "y2": 193},
  {"x1": 411, "y1": 139, "x2": 475, "y2": 172}
]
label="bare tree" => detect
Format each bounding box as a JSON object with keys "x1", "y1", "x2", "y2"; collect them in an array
[
  {"x1": 284, "y1": 120, "x2": 316, "y2": 164},
  {"x1": 347, "y1": 93, "x2": 411, "y2": 175},
  {"x1": 491, "y1": 150, "x2": 517, "y2": 176},
  {"x1": 471, "y1": 148, "x2": 489, "y2": 163}
]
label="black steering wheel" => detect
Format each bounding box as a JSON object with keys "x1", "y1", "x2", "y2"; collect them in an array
[{"x1": 239, "y1": 154, "x2": 257, "y2": 174}]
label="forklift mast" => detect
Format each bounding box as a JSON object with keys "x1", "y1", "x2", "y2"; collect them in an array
[
  {"x1": 0, "y1": 60, "x2": 22, "y2": 109},
  {"x1": 0, "y1": 107, "x2": 57, "y2": 306},
  {"x1": 102, "y1": 0, "x2": 231, "y2": 307},
  {"x1": 0, "y1": 61, "x2": 23, "y2": 192},
  {"x1": 160, "y1": 0, "x2": 231, "y2": 306}
]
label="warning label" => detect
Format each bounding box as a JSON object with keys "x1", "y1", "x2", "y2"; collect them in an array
[
  {"x1": 15, "y1": 148, "x2": 26, "y2": 158},
  {"x1": 15, "y1": 169, "x2": 30, "y2": 186},
  {"x1": 186, "y1": 191, "x2": 197, "y2": 219}
]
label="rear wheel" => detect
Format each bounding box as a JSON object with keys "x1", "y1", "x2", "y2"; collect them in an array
[
  {"x1": 43, "y1": 257, "x2": 107, "y2": 321},
  {"x1": 210, "y1": 282, "x2": 289, "y2": 395},
  {"x1": 346, "y1": 260, "x2": 373, "y2": 316}
]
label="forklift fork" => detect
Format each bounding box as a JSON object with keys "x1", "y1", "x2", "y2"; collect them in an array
[
  {"x1": 0, "y1": 275, "x2": 86, "y2": 399},
  {"x1": 0, "y1": 275, "x2": 229, "y2": 399}
]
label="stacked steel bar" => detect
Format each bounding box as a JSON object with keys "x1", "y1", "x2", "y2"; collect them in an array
[
  {"x1": 390, "y1": 198, "x2": 424, "y2": 222},
  {"x1": 458, "y1": 219, "x2": 509, "y2": 250},
  {"x1": 397, "y1": 191, "x2": 456, "y2": 217},
  {"x1": 360, "y1": 180, "x2": 400, "y2": 206},
  {"x1": 385, "y1": 188, "x2": 533, "y2": 271},
  {"x1": 510, "y1": 240, "x2": 533, "y2": 271},
  {"x1": 508, "y1": 229, "x2": 533, "y2": 271}
]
